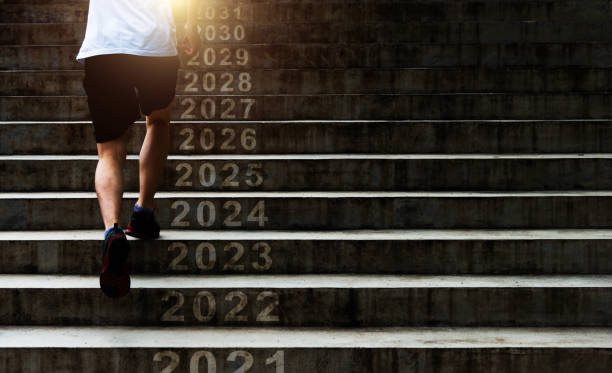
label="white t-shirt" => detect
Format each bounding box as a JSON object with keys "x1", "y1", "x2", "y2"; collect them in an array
[{"x1": 77, "y1": 0, "x2": 178, "y2": 61}]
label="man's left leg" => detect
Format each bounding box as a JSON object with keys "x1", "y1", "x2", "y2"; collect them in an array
[{"x1": 83, "y1": 54, "x2": 139, "y2": 299}]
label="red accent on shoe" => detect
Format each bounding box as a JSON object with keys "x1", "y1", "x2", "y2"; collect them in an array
[{"x1": 102, "y1": 233, "x2": 123, "y2": 273}]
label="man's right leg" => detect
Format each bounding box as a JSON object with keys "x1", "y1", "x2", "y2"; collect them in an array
[
  {"x1": 95, "y1": 129, "x2": 130, "y2": 229},
  {"x1": 138, "y1": 106, "x2": 171, "y2": 210},
  {"x1": 124, "y1": 107, "x2": 169, "y2": 240},
  {"x1": 125, "y1": 55, "x2": 179, "y2": 240}
]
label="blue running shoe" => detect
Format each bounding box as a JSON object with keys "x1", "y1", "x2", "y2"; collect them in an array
[{"x1": 126, "y1": 206, "x2": 160, "y2": 240}]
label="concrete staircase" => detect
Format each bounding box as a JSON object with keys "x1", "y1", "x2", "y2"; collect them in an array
[{"x1": 1, "y1": 0, "x2": 612, "y2": 371}]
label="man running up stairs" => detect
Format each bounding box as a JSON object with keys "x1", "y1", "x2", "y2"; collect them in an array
[{"x1": 0, "y1": 0, "x2": 611, "y2": 371}]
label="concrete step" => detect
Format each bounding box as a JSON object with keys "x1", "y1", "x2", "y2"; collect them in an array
[
  {"x1": 0, "y1": 274, "x2": 610, "y2": 326},
  {"x1": 4, "y1": 21, "x2": 612, "y2": 46},
  {"x1": 5, "y1": 155, "x2": 612, "y2": 192},
  {"x1": 2, "y1": 1, "x2": 609, "y2": 23},
  {"x1": 4, "y1": 43, "x2": 612, "y2": 70},
  {"x1": 2, "y1": 94, "x2": 612, "y2": 121},
  {"x1": 3, "y1": 192, "x2": 612, "y2": 230},
  {"x1": 1, "y1": 230, "x2": 611, "y2": 275},
  {"x1": 0, "y1": 23, "x2": 85, "y2": 45},
  {"x1": 1, "y1": 327, "x2": 611, "y2": 372},
  {"x1": 3, "y1": 120, "x2": 612, "y2": 155},
  {"x1": 3, "y1": 68, "x2": 611, "y2": 96},
  {"x1": 175, "y1": 20, "x2": 612, "y2": 44}
]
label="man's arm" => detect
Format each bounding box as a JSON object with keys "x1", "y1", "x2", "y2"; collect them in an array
[{"x1": 183, "y1": 0, "x2": 200, "y2": 56}]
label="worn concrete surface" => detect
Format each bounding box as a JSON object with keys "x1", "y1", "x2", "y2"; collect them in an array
[
  {"x1": 3, "y1": 93, "x2": 612, "y2": 121},
  {"x1": 4, "y1": 21, "x2": 612, "y2": 46},
  {"x1": 0, "y1": 346, "x2": 611, "y2": 372},
  {"x1": 5, "y1": 155, "x2": 612, "y2": 191},
  {"x1": 0, "y1": 284, "x2": 611, "y2": 326},
  {"x1": 5, "y1": 43, "x2": 612, "y2": 70},
  {"x1": 3, "y1": 120, "x2": 612, "y2": 155},
  {"x1": 3, "y1": 0, "x2": 611, "y2": 23},
  {"x1": 3, "y1": 192, "x2": 612, "y2": 230},
  {"x1": 1, "y1": 232, "x2": 611, "y2": 274},
  {"x1": 1, "y1": 327, "x2": 611, "y2": 348},
  {"x1": 3, "y1": 68, "x2": 612, "y2": 96}
]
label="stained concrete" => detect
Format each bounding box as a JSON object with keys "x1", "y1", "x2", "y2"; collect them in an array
[
  {"x1": 7, "y1": 156, "x2": 612, "y2": 191},
  {"x1": 1, "y1": 233, "x2": 612, "y2": 274},
  {"x1": 4, "y1": 120, "x2": 612, "y2": 155}
]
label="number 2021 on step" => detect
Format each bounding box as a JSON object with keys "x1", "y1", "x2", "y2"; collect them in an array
[{"x1": 154, "y1": 350, "x2": 285, "y2": 373}]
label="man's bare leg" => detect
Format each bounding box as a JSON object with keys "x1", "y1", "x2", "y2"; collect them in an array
[
  {"x1": 95, "y1": 129, "x2": 130, "y2": 230},
  {"x1": 137, "y1": 106, "x2": 171, "y2": 209}
]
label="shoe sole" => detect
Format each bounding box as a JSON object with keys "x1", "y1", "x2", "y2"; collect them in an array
[
  {"x1": 99, "y1": 271, "x2": 130, "y2": 298},
  {"x1": 126, "y1": 227, "x2": 159, "y2": 240},
  {"x1": 100, "y1": 235, "x2": 131, "y2": 298}
]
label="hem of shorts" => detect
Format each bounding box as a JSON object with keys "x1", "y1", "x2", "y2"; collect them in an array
[{"x1": 76, "y1": 48, "x2": 178, "y2": 63}]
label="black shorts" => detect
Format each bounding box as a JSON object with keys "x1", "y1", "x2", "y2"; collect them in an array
[{"x1": 83, "y1": 54, "x2": 179, "y2": 143}]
